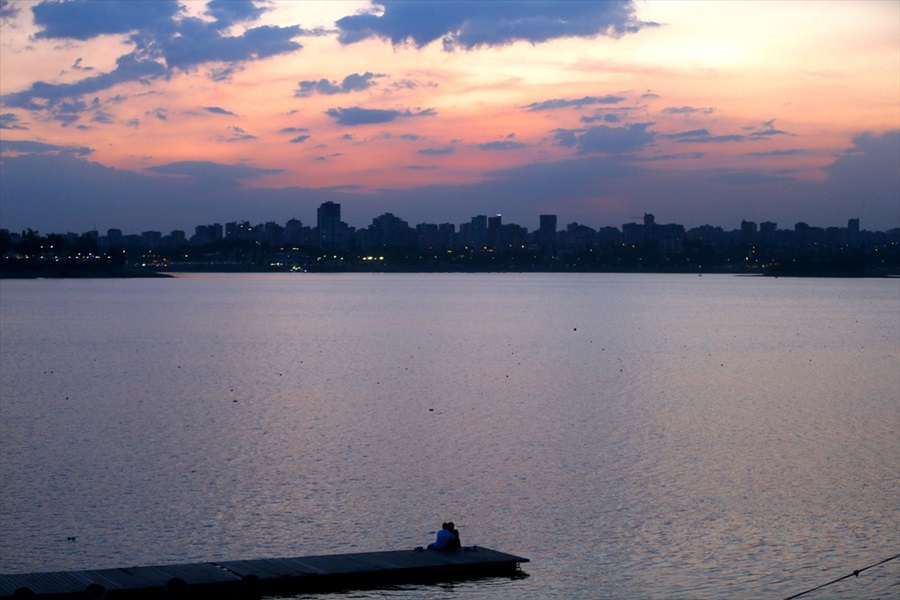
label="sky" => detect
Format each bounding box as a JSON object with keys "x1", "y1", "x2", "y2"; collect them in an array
[{"x1": 0, "y1": 0, "x2": 898, "y2": 236}]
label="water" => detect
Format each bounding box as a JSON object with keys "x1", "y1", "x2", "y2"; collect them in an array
[{"x1": 1, "y1": 273, "x2": 898, "y2": 599}]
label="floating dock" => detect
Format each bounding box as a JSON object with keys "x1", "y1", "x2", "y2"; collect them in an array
[{"x1": 0, "y1": 546, "x2": 529, "y2": 599}]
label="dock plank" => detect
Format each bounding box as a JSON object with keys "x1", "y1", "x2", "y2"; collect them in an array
[
  {"x1": 217, "y1": 557, "x2": 316, "y2": 579},
  {"x1": 0, "y1": 546, "x2": 528, "y2": 599}
]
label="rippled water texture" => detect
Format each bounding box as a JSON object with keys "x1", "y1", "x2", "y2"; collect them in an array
[{"x1": 1, "y1": 274, "x2": 898, "y2": 599}]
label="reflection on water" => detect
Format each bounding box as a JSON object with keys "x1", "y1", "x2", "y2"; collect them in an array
[{"x1": 1, "y1": 274, "x2": 898, "y2": 599}]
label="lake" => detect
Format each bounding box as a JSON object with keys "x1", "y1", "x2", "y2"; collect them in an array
[{"x1": 1, "y1": 273, "x2": 898, "y2": 599}]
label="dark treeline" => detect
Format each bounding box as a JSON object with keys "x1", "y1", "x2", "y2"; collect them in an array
[{"x1": 2, "y1": 211, "x2": 899, "y2": 277}]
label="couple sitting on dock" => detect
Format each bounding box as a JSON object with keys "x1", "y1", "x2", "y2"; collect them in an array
[{"x1": 428, "y1": 521, "x2": 461, "y2": 551}]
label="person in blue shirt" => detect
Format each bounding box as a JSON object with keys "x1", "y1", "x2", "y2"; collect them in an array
[{"x1": 427, "y1": 522, "x2": 459, "y2": 550}]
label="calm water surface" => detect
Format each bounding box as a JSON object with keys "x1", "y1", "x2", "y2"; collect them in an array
[{"x1": 1, "y1": 273, "x2": 898, "y2": 599}]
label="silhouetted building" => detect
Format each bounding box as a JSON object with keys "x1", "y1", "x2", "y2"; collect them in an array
[
  {"x1": 488, "y1": 214, "x2": 502, "y2": 248},
  {"x1": 848, "y1": 218, "x2": 860, "y2": 246},
  {"x1": 564, "y1": 222, "x2": 596, "y2": 249},
  {"x1": 470, "y1": 215, "x2": 488, "y2": 248},
  {"x1": 167, "y1": 230, "x2": 186, "y2": 246},
  {"x1": 142, "y1": 231, "x2": 162, "y2": 249},
  {"x1": 496, "y1": 223, "x2": 526, "y2": 249},
  {"x1": 644, "y1": 213, "x2": 656, "y2": 241},
  {"x1": 538, "y1": 214, "x2": 557, "y2": 249},
  {"x1": 361, "y1": 212, "x2": 414, "y2": 250},
  {"x1": 263, "y1": 221, "x2": 283, "y2": 245},
  {"x1": 192, "y1": 223, "x2": 222, "y2": 244},
  {"x1": 317, "y1": 202, "x2": 341, "y2": 249},
  {"x1": 284, "y1": 218, "x2": 313, "y2": 246},
  {"x1": 741, "y1": 220, "x2": 757, "y2": 241},
  {"x1": 416, "y1": 223, "x2": 455, "y2": 251}
]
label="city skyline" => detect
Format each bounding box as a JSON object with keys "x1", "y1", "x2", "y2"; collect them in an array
[
  {"x1": 1, "y1": 1, "x2": 898, "y2": 235},
  {"x1": 6, "y1": 202, "x2": 887, "y2": 244}
]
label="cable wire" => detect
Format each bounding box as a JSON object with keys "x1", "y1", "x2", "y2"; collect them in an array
[{"x1": 781, "y1": 553, "x2": 900, "y2": 600}]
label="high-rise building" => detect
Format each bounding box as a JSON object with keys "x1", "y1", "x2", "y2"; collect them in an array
[
  {"x1": 487, "y1": 214, "x2": 502, "y2": 248},
  {"x1": 848, "y1": 218, "x2": 860, "y2": 246},
  {"x1": 643, "y1": 213, "x2": 656, "y2": 241},
  {"x1": 741, "y1": 220, "x2": 758, "y2": 241},
  {"x1": 317, "y1": 202, "x2": 341, "y2": 249},
  {"x1": 538, "y1": 214, "x2": 557, "y2": 248},
  {"x1": 539, "y1": 214, "x2": 557, "y2": 235},
  {"x1": 470, "y1": 215, "x2": 487, "y2": 248}
]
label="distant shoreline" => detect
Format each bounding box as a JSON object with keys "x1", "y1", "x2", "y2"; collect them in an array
[
  {"x1": 2, "y1": 265, "x2": 896, "y2": 279},
  {"x1": 0, "y1": 265, "x2": 171, "y2": 279}
]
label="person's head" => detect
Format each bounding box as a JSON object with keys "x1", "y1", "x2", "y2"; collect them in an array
[
  {"x1": 447, "y1": 522, "x2": 455, "y2": 530},
  {"x1": 441, "y1": 522, "x2": 448, "y2": 530}
]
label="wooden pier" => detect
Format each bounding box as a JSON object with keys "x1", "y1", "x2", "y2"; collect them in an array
[{"x1": 0, "y1": 546, "x2": 528, "y2": 599}]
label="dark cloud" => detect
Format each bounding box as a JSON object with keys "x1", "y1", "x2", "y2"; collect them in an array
[
  {"x1": 638, "y1": 152, "x2": 707, "y2": 162},
  {"x1": 711, "y1": 171, "x2": 798, "y2": 185},
  {"x1": 325, "y1": 106, "x2": 436, "y2": 126},
  {"x1": 205, "y1": 0, "x2": 265, "y2": 29},
  {"x1": 223, "y1": 126, "x2": 256, "y2": 142},
  {"x1": 146, "y1": 160, "x2": 283, "y2": 188},
  {"x1": 289, "y1": 135, "x2": 311, "y2": 144},
  {"x1": 663, "y1": 106, "x2": 715, "y2": 115},
  {"x1": 203, "y1": 106, "x2": 237, "y2": 116},
  {"x1": 403, "y1": 165, "x2": 439, "y2": 170},
  {"x1": 295, "y1": 72, "x2": 383, "y2": 97},
  {"x1": 0, "y1": 139, "x2": 92, "y2": 156},
  {"x1": 0, "y1": 113, "x2": 27, "y2": 130},
  {"x1": 52, "y1": 98, "x2": 97, "y2": 126},
  {"x1": 670, "y1": 129, "x2": 745, "y2": 143},
  {"x1": 666, "y1": 128, "x2": 710, "y2": 139},
  {"x1": 525, "y1": 95, "x2": 626, "y2": 112},
  {"x1": 71, "y1": 58, "x2": 94, "y2": 72},
  {"x1": 821, "y1": 130, "x2": 900, "y2": 220},
  {"x1": 417, "y1": 146, "x2": 455, "y2": 156},
  {"x1": 577, "y1": 123, "x2": 655, "y2": 153},
  {"x1": 749, "y1": 122, "x2": 793, "y2": 137},
  {"x1": 555, "y1": 123, "x2": 655, "y2": 153},
  {"x1": 392, "y1": 79, "x2": 419, "y2": 90},
  {"x1": 2, "y1": 132, "x2": 898, "y2": 235},
  {"x1": 581, "y1": 113, "x2": 622, "y2": 124},
  {"x1": 3, "y1": 1, "x2": 302, "y2": 112},
  {"x1": 208, "y1": 65, "x2": 241, "y2": 82},
  {"x1": 2, "y1": 53, "x2": 167, "y2": 111},
  {"x1": 552, "y1": 128, "x2": 579, "y2": 148},
  {"x1": 746, "y1": 149, "x2": 811, "y2": 157},
  {"x1": 336, "y1": 0, "x2": 651, "y2": 50},
  {"x1": 696, "y1": 135, "x2": 745, "y2": 143},
  {"x1": 0, "y1": 151, "x2": 324, "y2": 234},
  {"x1": 161, "y1": 22, "x2": 302, "y2": 71},
  {"x1": 91, "y1": 111, "x2": 115, "y2": 124},
  {"x1": 280, "y1": 127, "x2": 309, "y2": 134},
  {"x1": 1, "y1": 0, "x2": 21, "y2": 19},
  {"x1": 369, "y1": 132, "x2": 424, "y2": 142},
  {"x1": 477, "y1": 140, "x2": 527, "y2": 151},
  {"x1": 31, "y1": 0, "x2": 181, "y2": 40}
]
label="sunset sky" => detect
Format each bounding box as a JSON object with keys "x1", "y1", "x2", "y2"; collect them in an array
[{"x1": 1, "y1": 0, "x2": 898, "y2": 235}]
